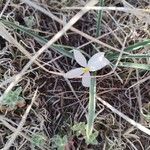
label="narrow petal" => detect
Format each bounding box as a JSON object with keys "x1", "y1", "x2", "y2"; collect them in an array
[
  {"x1": 74, "y1": 50, "x2": 87, "y2": 67},
  {"x1": 82, "y1": 72, "x2": 91, "y2": 87},
  {"x1": 87, "y1": 52, "x2": 109, "y2": 71},
  {"x1": 64, "y1": 68, "x2": 84, "y2": 78}
]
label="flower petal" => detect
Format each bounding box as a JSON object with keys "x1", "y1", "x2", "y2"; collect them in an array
[
  {"x1": 64, "y1": 68, "x2": 84, "y2": 78},
  {"x1": 82, "y1": 72, "x2": 91, "y2": 87},
  {"x1": 74, "y1": 50, "x2": 87, "y2": 67},
  {"x1": 87, "y1": 52, "x2": 109, "y2": 71}
]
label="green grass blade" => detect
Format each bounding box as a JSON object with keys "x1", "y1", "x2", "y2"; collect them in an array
[
  {"x1": 125, "y1": 39, "x2": 150, "y2": 52},
  {"x1": 107, "y1": 39, "x2": 150, "y2": 61},
  {"x1": 122, "y1": 54, "x2": 150, "y2": 59},
  {"x1": 0, "y1": 19, "x2": 74, "y2": 58},
  {"x1": 109, "y1": 54, "x2": 150, "y2": 60},
  {"x1": 119, "y1": 62, "x2": 150, "y2": 70}
]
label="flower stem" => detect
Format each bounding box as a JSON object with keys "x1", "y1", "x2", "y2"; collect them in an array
[
  {"x1": 86, "y1": 0, "x2": 104, "y2": 141},
  {"x1": 86, "y1": 75, "x2": 96, "y2": 139}
]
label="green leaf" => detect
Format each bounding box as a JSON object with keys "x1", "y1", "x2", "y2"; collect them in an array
[
  {"x1": 120, "y1": 54, "x2": 150, "y2": 59},
  {"x1": 1, "y1": 87, "x2": 24, "y2": 108},
  {"x1": 118, "y1": 62, "x2": 150, "y2": 70},
  {"x1": 109, "y1": 54, "x2": 150, "y2": 60},
  {"x1": 125, "y1": 39, "x2": 150, "y2": 52},
  {"x1": 71, "y1": 122, "x2": 86, "y2": 136},
  {"x1": 0, "y1": 19, "x2": 73, "y2": 59},
  {"x1": 52, "y1": 135, "x2": 68, "y2": 150},
  {"x1": 143, "y1": 113, "x2": 150, "y2": 121},
  {"x1": 24, "y1": 16, "x2": 36, "y2": 28},
  {"x1": 85, "y1": 130, "x2": 98, "y2": 145},
  {"x1": 31, "y1": 133, "x2": 46, "y2": 147},
  {"x1": 107, "y1": 39, "x2": 150, "y2": 61},
  {"x1": 86, "y1": 75, "x2": 97, "y2": 140}
]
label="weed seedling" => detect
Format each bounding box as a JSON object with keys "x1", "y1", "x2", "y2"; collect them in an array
[{"x1": 0, "y1": 87, "x2": 25, "y2": 111}]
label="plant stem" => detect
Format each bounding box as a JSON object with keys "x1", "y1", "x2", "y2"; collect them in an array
[{"x1": 86, "y1": 0, "x2": 104, "y2": 140}]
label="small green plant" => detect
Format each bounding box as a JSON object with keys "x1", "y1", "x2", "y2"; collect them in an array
[
  {"x1": 31, "y1": 133, "x2": 46, "y2": 147},
  {"x1": 24, "y1": 16, "x2": 36, "y2": 28},
  {"x1": 52, "y1": 135, "x2": 68, "y2": 150},
  {"x1": 1, "y1": 87, "x2": 25, "y2": 109},
  {"x1": 71, "y1": 122, "x2": 98, "y2": 145}
]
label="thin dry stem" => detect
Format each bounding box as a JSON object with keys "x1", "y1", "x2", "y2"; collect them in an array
[
  {"x1": 97, "y1": 96, "x2": 150, "y2": 136},
  {"x1": 22, "y1": 0, "x2": 131, "y2": 54}
]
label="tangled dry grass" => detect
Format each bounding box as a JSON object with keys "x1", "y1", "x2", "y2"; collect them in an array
[{"x1": 0, "y1": 0, "x2": 150, "y2": 149}]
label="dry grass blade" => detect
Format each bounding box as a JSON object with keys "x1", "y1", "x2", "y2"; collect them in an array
[
  {"x1": 0, "y1": 0, "x2": 11, "y2": 18},
  {"x1": 96, "y1": 96, "x2": 150, "y2": 136},
  {"x1": 0, "y1": 116, "x2": 46, "y2": 149},
  {"x1": 22, "y1": 0, "x2": 130, "y2": 54},
  {"x1": 2, "y1": 89, "x2": 38, "y2": 150},
  {"x1": 0, "y1": 22, "x2": 15, "y2": 43},
  {"x1": 63, "y1": 6, "x2": 150, "y2": 13},
  {"x1": 0, "y1": 22, "x2": 62, "y2": 76},
  {"x1": 135, "y1": 69, "x2": 144, "y2": 123},
  {"x1": 0, "y1": 117, "x2": 32, "y2": 142},
  {"x1": 127, "y1": 75, "x2": 150, "y2": 90},
  {"x1": 122, "y1": 0, "x2": 150, "y2": 24}
]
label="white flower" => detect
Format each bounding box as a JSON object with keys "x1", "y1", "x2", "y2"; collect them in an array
[{"x1": 64, "y1": 50, "x2": 110, "y2": 87}]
